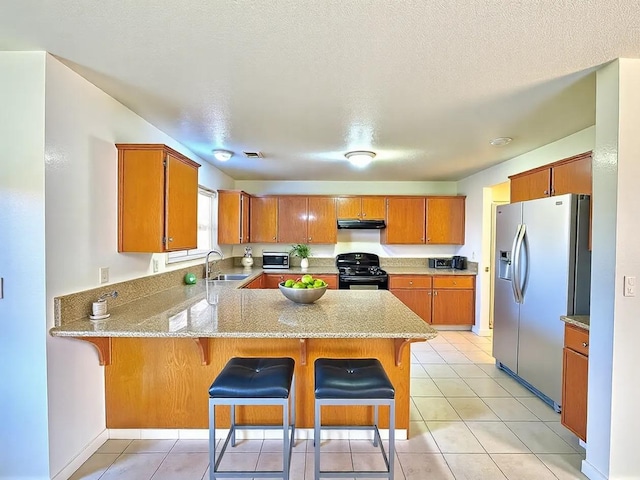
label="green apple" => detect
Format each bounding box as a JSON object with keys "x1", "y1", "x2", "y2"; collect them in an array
[
  {"x1": 301, "y1": 274, "x2": 313, "y2": 284},
  {"x1": 293, "y1": 282, "x2": 306, "y2": 289},
  {"x1": 284, "y1": 279, "x2": 295, "y2": 287},
  {"x1": 313, "y1": 279, "x2": 325, "y2": 288}
]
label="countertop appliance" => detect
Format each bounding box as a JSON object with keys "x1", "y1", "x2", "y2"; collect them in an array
[
  {"x1": 493, "y1": 194, "x2": 591, "y2": 409},
  {"x1": 428, "y1": 258, "x2": 453, "y2": 269},
  {"x1": 451, "y1": 255, "x2": 467, "y2": 270},
  {"x1": 336, "y1": 252, "x2": 389, "y2": 290},
  {"x1": 262, "y1": 251, "x2": 289, "y2": 269}
]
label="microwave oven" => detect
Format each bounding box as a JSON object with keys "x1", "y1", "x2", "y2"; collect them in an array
[{"x1": 262, "y1": 251, "x2": 290, "y2": 269}]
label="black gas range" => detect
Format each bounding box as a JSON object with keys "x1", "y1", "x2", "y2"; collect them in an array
[{"x1": 336, "y1": 252, "x2": 389, "y2": 290}]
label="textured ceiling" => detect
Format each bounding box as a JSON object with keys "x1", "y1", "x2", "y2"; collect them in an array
[{"x1": 1, "y1": 1, "x2": 638, "y2": 181}]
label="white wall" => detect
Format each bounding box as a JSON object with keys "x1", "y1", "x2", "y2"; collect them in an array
[
  {"x1": 456, "y1": 127, "x2": 595, "y2": 334},
  {"x1": 584, "y1": 58, "x2": 640, "y2": 480},
  {"x1": 232, "y1": 180, "x2": 460, "y2": 259},
  {"x1": 43, "y1": 55, "x2": 234, "y2": 477},
  {"x1": 0, "y1": 52, "x2": 50, "y2": 479}
]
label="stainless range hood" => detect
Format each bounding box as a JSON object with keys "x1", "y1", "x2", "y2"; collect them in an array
[{"x1": 337, "y1": 219, "x2": 386, "y2": 229}]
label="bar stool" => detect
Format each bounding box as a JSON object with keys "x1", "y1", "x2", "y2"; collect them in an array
[
  {"x1": 314, "y1": 358, "x2": 395, "y2": 480},
  {"x1": 208, "y1": 357, "x2": 296, "y2": 480}
]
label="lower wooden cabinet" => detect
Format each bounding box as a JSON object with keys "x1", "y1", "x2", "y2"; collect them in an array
[
  {"x1": 390, "y1": 274, "x2": 475, "y2": 325},
  {"x1": 561, "y1": 323, "x2": 589, "y2": 441},
  {"x1": 244, "y1": 275, "x2": 264, "y2": 289}
]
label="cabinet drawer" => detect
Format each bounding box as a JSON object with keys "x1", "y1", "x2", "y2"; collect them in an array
[
  {"x1": 564, "y1": 324, "x2": 589, "y2": 356},
  {"x1": 433, "y1": 276, "x2": 474, "y2": 289},
  {"x1": 389, "y1": 275, "x2": 432, "y2": 289}
]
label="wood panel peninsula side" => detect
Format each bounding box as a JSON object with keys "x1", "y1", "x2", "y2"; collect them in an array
[{"x1": 50, "y1": 283, "x2": 437, "y2": 431}]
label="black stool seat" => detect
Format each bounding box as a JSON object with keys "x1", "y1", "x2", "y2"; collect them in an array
[
  {"x1": 209, "y1": 357, "x2": 295, "y2": 398},
  {"x1": 314, "y1": 358, "x2": 395, "y2": 400}
]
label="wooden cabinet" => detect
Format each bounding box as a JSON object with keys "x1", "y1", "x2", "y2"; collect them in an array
[
  {"x1": 250, "y1": 196, "x2": 278, "y2": 243},
  {"x1": 509, "y1": 151, "x2": 592, "y2": 202},
  {"x1": 336, "y1": 196, "x2": 385, "y2": 219},
  {"x1": 426, "y1": 197, "x2": 465, "y2": 245},
  {"x1": 263, "y1": 273, "x2": 337, "y2": 289},
  {"x1": 431, "y1": 276, "x2": 475, "y2": 325},
  {"x1": 218, "y1": 190, "x2": 251, "y2": 244},
  {"x1": 389, "y1": 275, "x2": 432, "y2": 323},
  {"x1": 382, "y1": 197, "x2": 426, "y2": 244},
  {"x1": 277, "y1": 196, "x2": 337, "y2": 244},
  {"x1": 117, "y1": 144, "x2": 200, "y2": 253},
  {"x1": 562, "y1": 323, "x2": 589, "y2": 441},
  {"x1": 244, "y1": 275, "x2": 264, "y2": 289}
]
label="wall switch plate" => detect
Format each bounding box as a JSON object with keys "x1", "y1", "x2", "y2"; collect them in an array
[
  {"x1": 624, "y1": 276, "x2": 636, "y2": 297},
  {"x1": 99, "y1": 267, "x2": 109, "y2": 284},
  {"x1": 153, "y1": 259, "x2": 159, "y2": 273}
]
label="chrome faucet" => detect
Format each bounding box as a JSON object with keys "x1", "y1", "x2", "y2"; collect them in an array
[{"x1": 205, "y1": 249, "x2": 224, "y2": 281}]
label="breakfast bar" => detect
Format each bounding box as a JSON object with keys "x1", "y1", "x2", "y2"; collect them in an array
[{"x1": 50, "y1": 283, "x2": 437, "y2": 431}]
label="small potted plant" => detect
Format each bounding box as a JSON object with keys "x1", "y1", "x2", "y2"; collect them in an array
[{"x1": 289, "y1": 243, "x2": 311, "y2": 269}]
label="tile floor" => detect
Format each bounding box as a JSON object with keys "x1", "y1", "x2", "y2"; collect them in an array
[{"x1": 69, "y1": 330, "x2": 587, "y2": 480}]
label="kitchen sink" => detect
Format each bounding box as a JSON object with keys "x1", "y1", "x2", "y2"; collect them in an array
[{"x1": 211, "y1": 274, "x2": 250, "y2": 281}]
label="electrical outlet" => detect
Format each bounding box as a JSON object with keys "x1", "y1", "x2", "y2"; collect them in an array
[
  {"x1": 99, "y1": 267, "x2": 109, "y2": 284},
  {"x1": 624, "y1": 276, "x2": 636, "y2": 297},
  {"x1": 153, "y1": 259, "x2": 159, "y2": 273}
]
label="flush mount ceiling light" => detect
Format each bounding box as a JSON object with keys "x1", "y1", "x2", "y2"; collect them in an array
[
  {"x1": 212, "y1": 149, "x2": 233, "y2": 161},
  {"x1": 489, "y1": 137, "x2": 513, "y2": 147},
  {"x1": 345, "y1": 150, "x2": 376, "y2": 168}
]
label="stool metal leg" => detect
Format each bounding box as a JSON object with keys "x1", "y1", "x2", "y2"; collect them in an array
[
  {"x1": 389, "y1": 401, "x2": 395, "y2": 480},
  {"x1": 230, "y1": 403, "x2": 236, "y2": 447},
  {"x1": 209, "y1": 400, "x2": 216, "y2": 480},
  {"x1": 314, "y1": 399, "x2": 321, "y2": 480},
  {"x1": 373, "y1": 405, "x2": 379, "y2": 447}
]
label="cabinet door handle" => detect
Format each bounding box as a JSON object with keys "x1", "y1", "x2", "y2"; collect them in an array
[
  {"x1": 363, "y1": 213, "x2": 366, "y2": 217},
  {"x1": 544, "y1": 190, "x2": 548, "y2": 195},
  {"x1": 434, "y1": 291, "x2": 438, "y2": 296},
  {"x1": 453, "y1": 281, "x2": 457, "y2": 285},
  {"x1": 308, "y1": 237, "x2": 312, "y2": 242},
  {"x1": 273, "y1": 236, "x2": 276, "y2": 240},
  {"x1": 168, "y1": 237, "x2": 173, "y2": 242},
  {"x1": 582, "y1": 342, "x2": 589, "y2": 348},
  {"x1": 409, "y1": 281, "x2": 413, "y2": 285}
]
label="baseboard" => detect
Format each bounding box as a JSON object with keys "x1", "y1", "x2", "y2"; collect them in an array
[
  {"x1": 581, "y1": 459, "x2": 607, "y2": 480},
  {"x1": 433, "y1": 325, "x2": 472, "y2": 331},
  {"x1": 471, "y1": 325, "x2": 492, "y2": 336},
  {"x1": 51, "y1": 429, "x2": 109, "y2": 480},
  {"x1": 108, "y1": 428, "x2": 408, "y2": 441}
]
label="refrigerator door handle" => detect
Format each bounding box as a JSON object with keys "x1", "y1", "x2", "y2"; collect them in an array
[
  {"x1": 510, "y1": 224, "x2": 522, "y2": 303},
  {"x1": 512, "y1": 224, "x2": 526, "y2": 304}
]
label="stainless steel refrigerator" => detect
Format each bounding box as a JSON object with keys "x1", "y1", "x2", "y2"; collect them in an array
[{"x1": 493, "y1": 193, "x2": 591, "y2": 409}]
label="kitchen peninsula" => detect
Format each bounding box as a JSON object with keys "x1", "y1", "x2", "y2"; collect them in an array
[{"x1": 50, "y1": 280, "x2": 437, "y2": 432}]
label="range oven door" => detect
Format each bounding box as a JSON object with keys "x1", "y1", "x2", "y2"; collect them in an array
[{"x1": 338, "y1": 276, "x2": 389, "y2": 290}]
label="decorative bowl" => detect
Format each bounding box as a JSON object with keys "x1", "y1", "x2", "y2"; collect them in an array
[{"x1": 278, "y1": 283, "x2": 328, "y2": 304}]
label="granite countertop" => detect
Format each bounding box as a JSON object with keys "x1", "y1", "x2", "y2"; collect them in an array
[
  {"x1": 561, "y1": 315, "x2": 590, "y2": 331},
  {"x1": 383, "y1": 266, "x2": 477, "y2": 275},
  {"x1": 231, "y1": 266, "x2": 477, "y2": 279},
  {"x1": 50, "y1": 283, "x2": 437, "y2": 340}
]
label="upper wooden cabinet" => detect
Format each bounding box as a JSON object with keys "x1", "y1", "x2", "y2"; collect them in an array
[
  {"x1": 117, "y1": 144, "x2": 200, "y2": 253},
  {"x1": 250, "y1": 196, "x2": 278, "y2": 243},
  {"x1": 218, "y1": 190, "x2": 250, "y2": 244},
  {"x1": 426, "y1": 197, "x2": 465, "y2": 245},
  {"x1": 278, "y1": 196, "x2": 337, "y2": 244},
  {"x1": 382, "y1": 196, "x2": 465, "y2": 245},
  {"x1": 382, "y1": 197, "x2": 426, "y2": 244},
  {"x1": 509, "y1": 152, "x2": 592, "y2": 203},
  {"x1": 336, "y1": 196, "x2": 385, "y2": 220}
]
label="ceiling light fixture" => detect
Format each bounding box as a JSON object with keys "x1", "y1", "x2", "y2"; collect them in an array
[
  {"x1": 489, "y1": 137, "x2": 513, "y2": 147},
  {"x1": 345, "y1": 150, "x2": 376, "y2": 168},
  {"x1": 212, "y1": 149, "x2": 233, "y2": 161}
]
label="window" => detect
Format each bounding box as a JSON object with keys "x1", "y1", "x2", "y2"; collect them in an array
[{"x1": 167, "y1": 187, "x2": 217, "y2": 263}]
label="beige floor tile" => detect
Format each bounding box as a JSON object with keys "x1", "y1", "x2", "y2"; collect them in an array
[
  {"x1": 217, "y1": 438, "x2": 263, "y2": 453},
  {"x1": 411, "y1": 353, "x2": 421, "y2": 364},
  {"x1": 96, "y1": 439, "x2": 132, "y2": 454},
  {"x1": 494, "y1": 377, "x2": 536, "y2": 397},
  {"x1": 411, "y1": 341, "x2": 435, "y2": 352},
  {"x1": 314, "y1": 439, "x2": 351, "y2": 452},
  {"x1": 537, "y1": 453, "x2": 588, "y2": 479},
  {"x1": 170, "y1": 439, "x2": 209, "y2": 453},
  {"x1": 431, "y1": 342, "x2": 460, "y2": 353},
  {"x1": 433, "y1": 378, "x2": 477, "y2": 397},
  {"x1": 437, "y1": 331, "x2": 467, "y2": 341},
  {"x1": 463, "y1": 378, "x2": 512, "y2": 397},
  {"x1": 439, "y1": 351, "x2": 474, "y2": 364},
  {"x1": 490, "y1": 453, "x2": 558, "y2": 480},
  {"x1": 217, "y1": 451, "x2": 260, "y2": 471},
  {"x1": 448, "y1": 397, "x2": 501, "y2": 421},
  {"x1": 261, "y1": 438, "x2": 308, "y2": 453},
  {"x1": 427, "y1": 334, "x2": 450, "y2": 344},
  {"x1": 413, "y1": 350, "x2": 447, "y2": 364},
  {"x1": 544, "y1": 421, "x2": 585, "y2": 453},
  {"x1": 463, "y1": 334, "x2": 493, "y2": 345},
  {"x1": 409, "y1": 363, "x2": 429, "y2": 378},
  {"x1": 443, "y1": 453, "x2": 507, "y2": 479},
  {"x1": 464, "y1": 351, "x2": 498, "y2": 364},
  {"x1": 422, "y1": 364, "x2": 460, "y2": 378},
  {"x1": 465, "y1": 421, "x2": 529, "y2": 454},
  {"x1": 397, "y1": 453, "x2": 455, "y2": 480},
  {"x1": 395, "y1": 421, "x2": 440, "y2": 453},
  {"x1": 452, "y1": 342, "x2": 484, "y2": 353},
  {"x1": 413, "y1": 397, "x2": 461, "y2": 421},
  {"x1": 450, "y1": 364, "x2": 490, "y2": 378},
  {"x1": 426, "y1": 421, "x2": 485, "y2": 453},
  {"x1": 410, "y1": 377, "x2": 443, "y2": 396},
  {"x1": 151, "y1": 452, "x2": 209, "y2": 480},
  {"x1": 517, "y1": 396, "x2": 561, "y2": 421},
  {"x1": 477, "y1": 364, "x2": 511, "y2": 379},
  {"x1": 410, "y1": 398, "x2": 422, "y2": 420},
  {"x1": 312, "y1": 451, "x2": 353, "y2": 471},
  {"x1": 69, "y1": 453, "x2": 119, "y2": 480},
  {"x1": 351, "y1": 453, "x2": 405, "y2": 480},
  {"x1": 483, "y1": 397, "x2": 540, "y2": 421},
  {"x1": 350, "y1": 439, "x2": 388, "y2": 452},
  {"x1": 100, "y1": 453, "x2": 167, "y2": 480},
  {"x1": 123, "y1": 439, "x2": 177, "y2": 454},
  {"x1": 504, "y1": 422, "x2": 576, "y2": 454},
  {"x1": 255, "y1": 451, "x2": 306, "y2": 478},
  {"x1": 479, "y1": 344, "x2": 494, "y2": 354}
]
